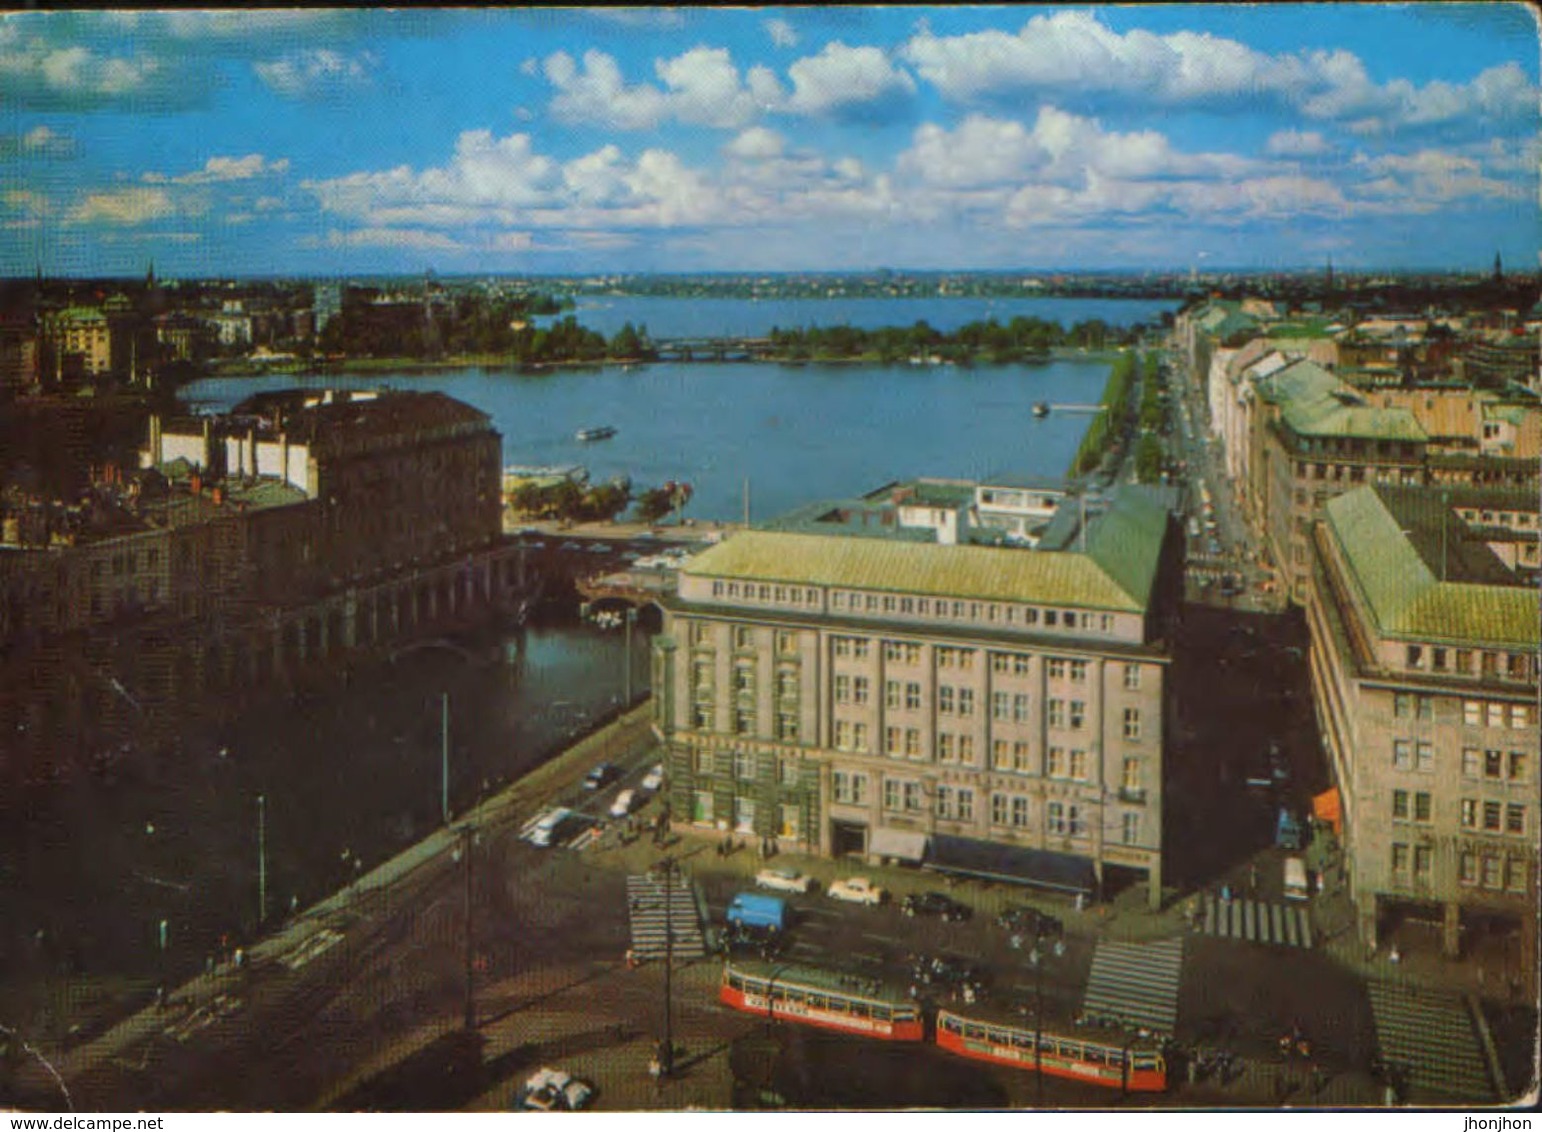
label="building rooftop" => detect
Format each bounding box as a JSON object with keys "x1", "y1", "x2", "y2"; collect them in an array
[
  {"x1": 691, "y1": 487, "x2": 1171, "y2": 612},
  {"x1": 1262, "y1": 359, "x2": 1428, "y2": 443},
  {"x1": 1323, "y1": 485, "x2": 1538, "y2": 648}
]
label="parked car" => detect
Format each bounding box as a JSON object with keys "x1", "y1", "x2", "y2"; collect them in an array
[
  {"x1": 726, "y1": 892, "x2": 787, "y2": 931},
  {"x1": 994, "y1": 905, "x2": 1063, "y2": 939},
  {"x1": 827, "y1": 876, "x2": 886, "y2": 905},
  {"x1": 754, "y1": 867, "x2": 816, "y2": 895},
  {"x1": 640, "y1": 763, "x2": 665, "y2": 793},
  {"x1": 516, "y1": 1067, "x2": 593, "y2": 1111},
  {"x1": 901, "y1": 891, "x2": 971, "y2": 922},
  {"x1": 528, "y1": 807, "x2": 575, "y2": 848},
  {"x1": 583, "y1": 762, "x2": 621, "y2": 790},
  {"x1": 608, "y1": 788, "x2": 639, "y2": 819}
]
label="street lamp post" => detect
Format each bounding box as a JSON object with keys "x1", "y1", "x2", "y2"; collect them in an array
[
  {"x1": 654, "y1": 855, "x2": 681, "y2": 1079},
  {"x1": 1028, "y1": 931, "x2": 1066, "y2": 1108},
  {"x1": 257, "y1": 794, "x2": 267, "y2": 925}
]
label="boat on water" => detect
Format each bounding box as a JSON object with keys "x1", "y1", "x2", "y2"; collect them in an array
[
  {"x1": 1033, "y1": 402, "x2": 1051, "y2": 418},
  {"x1": 576, "y1": 425, "x2": 617, "y2": 442}
]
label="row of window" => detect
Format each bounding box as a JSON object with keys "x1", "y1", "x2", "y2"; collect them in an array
[
  {"x1": 709, "y1": 580, "x2": 821, "y2": 606},
  {"x1": 1392, "y1": 694, "x2": 1533, "y2": 729},
  {"x1": 1405, "y1": 646, "x2": 1534, "y2": 681},
  {"x1": 1460, "y1": 748, "x2": 1528, "y2": 782},
  {"x1": 827, "y1": 590, "x2": 1120, "y2": 635},
  {"x1": 1391, "y1": 792, "x2": 1529, "y2": 835},
  {"x1": 1389, "y1": 844, "x2": 1530, "y2": 893}
]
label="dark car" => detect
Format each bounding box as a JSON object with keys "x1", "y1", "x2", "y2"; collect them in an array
[
  {"x1": 995, "y1": 905, "x2": 1064, "y2": 939},
  {"x1": 583, "y1": 762, "x2": 621, "y2": 790},
  {"x1": 901, "y1": 891, "x2": 971, "y2": 922}
]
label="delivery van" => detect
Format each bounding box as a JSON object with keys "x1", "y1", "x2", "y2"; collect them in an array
[
  {"x1": 726, "y1": 892, "x2": 787, "y2": 932},
  {"x1": 1283, "y1": 856, "x2": 1310, "y2": 901}
]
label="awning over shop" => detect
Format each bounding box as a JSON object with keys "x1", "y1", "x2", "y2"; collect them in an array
[
  {"x1": 925, "y1": 835, "x2": 1096, "y2": 895},
  {"x1": 870, "y1": 826, "x2": 929, "y2": 863},
  {"x1": 1312, "y1": 788, "x2": 1342, "y2": 836}
]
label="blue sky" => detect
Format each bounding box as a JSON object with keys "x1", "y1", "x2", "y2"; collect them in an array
[{"x1": 1, "y1": 5, "x2": 1537, "y2": 275}]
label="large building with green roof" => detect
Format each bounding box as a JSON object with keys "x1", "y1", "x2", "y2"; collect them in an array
[
  {"x1": 652, "y1": 485, "x2": 1183, "y2": 909},
  {"x1": 1306, "y1": 484, "x2": 1538, "y2": 955}
]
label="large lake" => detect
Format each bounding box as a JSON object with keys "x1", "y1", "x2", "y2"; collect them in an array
[{"x1": 185, "y1": 296, "x2": 1179, "y2": 522}]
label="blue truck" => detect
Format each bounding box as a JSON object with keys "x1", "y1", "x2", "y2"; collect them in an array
[{"x1": 726, "y1": 892, "x2": 787, "y2": 932}]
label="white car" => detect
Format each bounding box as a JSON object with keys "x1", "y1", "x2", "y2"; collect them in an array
[
  {"x1": 755, "y1": 867, "x2": 816, "y2": 895},
  {"x1": 640, "y1": 763, "x2": 665, "y2": 792},
  {"x1": 827, "y1": 876, "x2": 886, "y2": 906},
  {"x1": 608, "y1": 788, "x2": 639, "y2": 819},
  {"x1": 517, "y1": 1067, "x2": 594, "y2": 1111},
  {"x1": 527, "y1": 807, "x2": 574, "y2": 848}
]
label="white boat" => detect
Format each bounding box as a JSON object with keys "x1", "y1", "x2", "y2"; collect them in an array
[{"x1": 576, "y1": 425, "x2": 617, "y2": 441}]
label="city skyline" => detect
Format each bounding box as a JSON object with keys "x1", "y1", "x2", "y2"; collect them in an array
[{"x1": 1, "y1": 5, "x2": 1538, "y2": 276}]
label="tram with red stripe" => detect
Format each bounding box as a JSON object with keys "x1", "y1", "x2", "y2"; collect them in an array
[
  {"x1": 719, "y1": 959, "x2": 925, "y2": 1042},
  {"x1": 936, "y1": 1007, "x2": 1167, "y2": 1092},
  {"x1": 719, "y1": 960, "x2": 1167, "y2": 1092}
]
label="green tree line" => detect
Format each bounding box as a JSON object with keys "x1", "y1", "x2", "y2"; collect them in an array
[{"x1": 767, "y1": 317, "x2": 1134, "y2": 364}]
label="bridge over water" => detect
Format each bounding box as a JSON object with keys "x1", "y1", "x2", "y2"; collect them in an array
[{"x1": 651, "y1": 336, "x2": 776, "y2": 362}]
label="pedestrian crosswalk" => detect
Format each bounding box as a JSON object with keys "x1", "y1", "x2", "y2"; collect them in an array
[
  {"x1": 1080, "y1": 937, "x2": 1183, "y2": 1037},
  {"x1": 625, "y1": 873, "x2": 706, "y2": 961},
  {"x1": 1367, "y1": 980, "x2": 1496, "y2": 1104},
  {"x1": 1198, "y1": 894, "x2": 1312, "y2": 949}
]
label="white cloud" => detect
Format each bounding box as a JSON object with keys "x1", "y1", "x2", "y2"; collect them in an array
[
  {"x1": 900, "y1": 12, "x2": 1538, "y2": 133},
  {"x1": 764, "y1": 18, "x2": 799, "y2": 49},
  {"x1": 324, "y1": 227, "x2": 465, "y2": 251},
  {"x1": 782, "y1": 42, "x2": 915, "y2": 117},
  {"x1": 67, "y1": 187, "x2": 185, "y2": 226},
  {"x1": 1266, "y1": 130, "x2": 1332, "y2": 158},
  {"x1": 543, "y1": 47, "x2": 773, "y2": 130},
  {"x1": 0, "y1": 33, "x2": 193, "y2": 110},
  {"x1": 0, "y1": 124, "x2": 76, "y2": 158},
  {"x1": 724, "y1": 127, "x2": 786, "y2": 161},
  {"x1": 144, "y1": 154, "x2": 290, "y2": 185},
  {"x1": 254, "y1": 49, "x2": 375, "y2": 98}
]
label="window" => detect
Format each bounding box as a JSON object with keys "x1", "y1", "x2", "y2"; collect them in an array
[
  {"x1": 938, "y1": 686, "x2": 956, "y2": 715},
  {"x1": 1392, "y1": 740, "x2": 1411, "y2": 770},
  {"x1": 1406, "y1": 644, "x2": 1422, "y2": 668},
  {"x1": 958, "y1": 689, "x2": 975, "y2": 717},
  {"x1": 958, "y1": 735, "x2": 975, "y2": 764},
  {"x1": 884, "y1": 726, "x2": 902, "y2": 756},
  {"x1": 1506, "y1": 804, "x2": 1525, "y2": 835},
  {"x1": 992, "y1": 691, "x2": 1010, "y2": 721},
  {"x1": 694, "y1": 660, "x2": 714, "y2": 692},
  {"x1": 852, "y1": 677, "x2": 870, "y2": 705},
  {"x1": 1069, "y1": 660, "x2": 1088, "y2": 683},
  {"x1": 1456, "y1": 650, "x2": 1473, "y2": 674},
  {"x1": 777, "y1": 631, "x2": 797, "y2": 655},
  {"x1": 1487, "y1": 703, "x2": 1504, "y2": 728},
  {"x1": 992, "y1": 739, "x2": 1010, "y2": 770},
  {"x1": 1508, "y1": 751, "x2": 1528, "y2": 782},
  {"x1": 937, "y1": 648, "x2": 955, "y2": 669},
  {"x1": 1483, "y1": 801, "x2": 1502, "y2": 832},
  {"x1": 905, "y1": 683, "x2": 921, "y2": 711},
  {"x1": 885, "y1": 641, "x2": 903, "y2": 662},
  {"x1": 885, "y1": 779, "x2": 904, "y2": 811},
  {"x1": 734, "y1": 751, "x2": 755, "y2": 781},
  {"x1": 1392, "y1": 844, "x2": 1409, "y2": 875},
  {"x1": 1511, "y1": 704, "x2": 1531, "y2": 729},
  {"x1": 1414, "y1": 792, "x2": 1432, "y2": 822},
  {"x1": 1413, "y1": 845, "x2": 1431, "y2": 879},
  {"x1": 779, "y1": 757, "x2": 799, "y2": 785},
  {"x1": 1392, "y1": 790, "x2": 1409, "y2": 820},
  {"x1": 1048, "y1": 658, "x2": 1066, "y2": 680},
  {"x1": 1485, "y1": 749, "x2": 1503, "y2": 779},
  {"x1": 936, "y1": 786, "x2": 955, "y2": 819},
  {"x1": 833, "y1": 637, "x2": 852, "y2": 658},
  {"x1": 1482, "y1": 856, "x2": 1502, "y2": 888},
  {"x1": 1047, "y1": 747, "x2": 1066, "y2": 777},
  {"x1": 1014, "y1": 694, "x2": 1030, "y2": 723},
  {"x1": 992, "y1": 793, "x2": 1009, "y2": 825},
  {"x1": 777, "y1": 669, "x2": 799, "y2": 699},
  {"x1": 1123, "y1": 708, "x2": 1142, "y2": 740},
  {"x1": 833, "y1": 771, "x2": 868, "y2": 805},
  {"x1": 1012, "y1": 741, "x2": 1030, "y2": 773},
  {"x1": 1415, "y1": 742, "x2": 1433, "y2": 772},
  {"x1": 690, "y1": 622, "x2": 710, "y2": 646},
  {"x1": 834, "y1": 675, "x2": 851, "y2": 704},
  {"x1": 904, "y1": 781, "x2": 923, "y2": 812},
  {"x1": 938, "y1": 733, "x2": 955, "y2": 762},
  {"x1": 1047, "y1": 801, "x2": 1067, "y2": 835},
  {"x1": 853, "y1": 639, "x2": 870, "y2": 660},
  {"x1": 694, "y1": 748, "x2": 713, "y2": 774},
  {"x1": 734, "y1": 663, "x2": 756, "y2": 694},
  {"x1": 776, "y1": 713, "x2": 800, "y2": 742},
  {"x1": 1068, "y1": 701, "x2": 1085, "y2": 730},
  {"x1": 1459, "y1": 852, "x2": 1477, "y2": 885},
  {"x1": 1068, "y1": 749, "x2": 1087, "y2": 780},
  {"x1": 957, "y1": 789, "x2": 974, "y2": 822},
  {"x1": 1463, "y1": 700, "x2": 1482, "y2": 727},
  {"x1": 1460, "y1": 748, "x2": 1479, "y2": 777},
  {"x1": 734, "y1": 708, "x2": 755, "y2": 735},
  {"x1": 1121, "y1": 813, "x2": 1140, "y2": 845},
  {"x1": 886, "y1": 681, "x2": 902, "y2": 710},
  {"x1": 734, "y1": 626, "x2": 754, "y2": 649},
  {"x1": 1122, "y1": 757, "x2": 1142, "y2": 792},
  {"x1": 1394, "y1": 693, "x2": 1413, "y2": 718},
  {"x1": 1048, "y1": 699, "x2": 1065, "y2": 728},
  {"x1": 1461, "y1": 798, "x2": 1477, "y2": 828},
  {"x1": 905, "y1": 729, "x2": 921, "y2": 758},
  {"x1": 1123, "y1": 664, "x2": 1141, "y2": 690},
  {"x1": 734, "y1": 797, "x2": 756, "y2": 834},
  {"x1": 1507, "y1": 857, "x2": 1529, "y2": 893},
  {"x1": 854, "y1": 723, "x2": 869, "y2": 752},
  {"x1": 1014, "y1": 655, "x2": 1031, "y2": 675},
  {"x1": 692, "y1": 704, "x2": 713, "y2": 729},
  {"x1": 1012, "y1": 796, "x2": 1029, "y2": 828}
]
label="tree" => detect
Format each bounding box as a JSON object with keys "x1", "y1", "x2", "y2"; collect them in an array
[{"x1": 637, "y1": 487, "x2": 674, "y2": 524}]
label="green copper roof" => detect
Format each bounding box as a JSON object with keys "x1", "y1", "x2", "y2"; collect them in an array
[
  {"x1": 1324, "y1": 486, "x2": 1538, "y2": 648},
  {"x1": 687, "y1": 495, "x2": 1167, "y2": 613},
  {"x1": 1263, "y1": 359, "x2": 1427, "y2": 443}
]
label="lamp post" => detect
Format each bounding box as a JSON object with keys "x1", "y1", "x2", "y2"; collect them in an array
[
  {"x1": 654, "y1": 855, "x2": 681, "y2": 1079},
  {"x1": 257, "y1": 794, "x2": 267, "y2": 925},
  {"x1": 455, "y1": 823, "x2": 476, "y2": 1032},
  {"x1": 623, "y1": 607, "x2": 638, "y2": 706},
  {"x1": 1027, "y1": 930, "x2": 1066, "y2": 1108}
]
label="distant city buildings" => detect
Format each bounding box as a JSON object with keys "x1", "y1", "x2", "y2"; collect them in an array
[{"x1": 654, "y1": 481, "x2": 1183, "y2": 909}]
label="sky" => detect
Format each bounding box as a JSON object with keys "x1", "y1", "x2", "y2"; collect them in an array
[{"x1": 1, "y1": 5, "x2": 1538, "y2": 276}]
